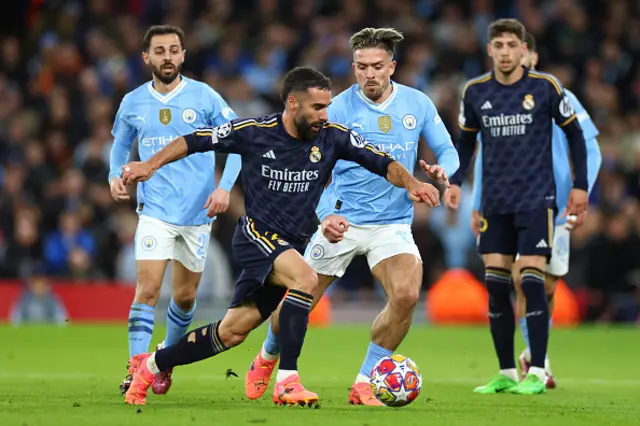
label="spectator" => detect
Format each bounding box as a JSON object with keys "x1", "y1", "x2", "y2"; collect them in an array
[
  {"x1": 10, "y1": 264, "x2": 68, "y2": 325},
  {"x1": 43, "y1": 209, "x2": 96, "y2": 276}
]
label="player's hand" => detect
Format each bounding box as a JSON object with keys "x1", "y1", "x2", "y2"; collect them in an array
[
  {"x1": 565, "y1": 209, "x2": 587, "y2": 231},
  {"x1": 109, "y1": 177, "x2": 130, "y2": 201},
  {"x1": 562, "y1": 188, "x2": 588, "y2": 219},
  {"x1": 408, "y1": 181, "x2": 441, "y2": 207},
  {"x1": 419, "y1": 159, "x2": 450, "y2": 187},
  {"x1": 122, "y1": 162, "x2": 155, "y2": 185},
  {"x1": 321, "y1": 214, "x2": 349, "y2": 243},
  {"x1": 443, "y1": 185, "x2": 461, "y2": 210},
  {"x1": 471, "y1": 209, "x2": 481, "y2": 237},
  {"x1": 204, "y1": 188, "x2": 230, "y2": 218}
]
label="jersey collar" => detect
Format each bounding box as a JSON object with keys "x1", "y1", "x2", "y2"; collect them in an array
[
  {"x1": 355, "y1": 81, "x2": 398, "y2": 111},
  {"x1": 147, "y1": 76, "x2": 188, "y2": 104}
]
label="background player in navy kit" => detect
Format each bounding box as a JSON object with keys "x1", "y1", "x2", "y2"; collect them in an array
[
  {"x1": 472, "y1": 32, "x2": 603, "y2": 389},
  {"x1": 120, "y1": 67, "x2": 441, "y2": 407},
  {"x1": 446, "y1": 19, "x2": 589, "y2": 395}
]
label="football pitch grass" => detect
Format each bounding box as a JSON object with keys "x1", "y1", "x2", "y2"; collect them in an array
[{"x1": 1, "y1": 324, "x2": 639, "y2": 426}]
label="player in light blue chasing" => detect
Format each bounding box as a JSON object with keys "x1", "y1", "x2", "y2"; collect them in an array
[
  {"x1": 244, "y1": 28, "x2": 459, "y2": 405},
  {"x1": 470, "y1": 32, "x2": 601, "y2": 389},
  {"x1": 108, "y1": 25, "x2": 242, "y2": 396}
]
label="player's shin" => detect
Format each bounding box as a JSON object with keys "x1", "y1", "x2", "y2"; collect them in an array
[
  {"x1": 357, "y1": 340, "x2": 393, "y2": 383},
  {"x1": 151, "y1": 320, "x2": 228, "y2": 373},
  {"x1": 263, "y1": 322, "x2": 280, "y2": 360},
  {"x1": 277, "y1": 289, "x2": 313, "y2": 381},
  {"x1": 128, "y1": 303, "x2": 155, "y2": 357},
  {"x1": 485, "y1": 267, "x2": 517, "y2": 380},
  {"x1": 165, "y1": 298, "x2": 196, "y2": 347},
  {"x1": 520, "y1": 267, "x2": 549, "y2": 380}
]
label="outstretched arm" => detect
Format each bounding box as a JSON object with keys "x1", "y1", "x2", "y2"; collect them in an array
[
  {"x1": 338, "y1": 129, "x2": 442, "y2": 206},
  {"x1": 122, "y1": 124, "x2": 242, "y2": 184}
]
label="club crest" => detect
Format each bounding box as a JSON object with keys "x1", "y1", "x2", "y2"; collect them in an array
[
  {"x1": 522, "y1": 94, "x2": 535, "y2": 110},
  {"x1": 309, "y1": 146, "x2": 322, "y2": 163}
]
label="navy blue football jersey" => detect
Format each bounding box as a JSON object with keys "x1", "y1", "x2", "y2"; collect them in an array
[
  {"x1": 185, "y1": 113, "x2": 394, "y2": 242},
  {"x1": 452, "y1": 68, "x2": 588, "y2": 214}
]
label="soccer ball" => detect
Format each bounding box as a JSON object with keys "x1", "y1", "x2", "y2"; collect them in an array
[{"x1": 370, "y1": 354, "x2": 422, "y2": 407}]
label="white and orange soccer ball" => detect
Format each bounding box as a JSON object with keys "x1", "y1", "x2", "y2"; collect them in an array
[{"x1": 370, "y1": 354, "x2": 422, "y2": 407}]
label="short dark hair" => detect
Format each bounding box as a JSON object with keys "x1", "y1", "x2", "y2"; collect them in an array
[
  {"x1": 524, "y1": 32, "x2": 536, "y2": 52},
  {"x1": 487, "y1": 19, "x2": 525, "y2": 42},
  {"x1": 280, "y1": 67, "x2": 331, "y2": 103},
  {"x1": 349, "y1": 28, "x2": 404, "y2": 57},
  {"x1": 142, "y1": 25, "x2": 185, "y2": 52}
]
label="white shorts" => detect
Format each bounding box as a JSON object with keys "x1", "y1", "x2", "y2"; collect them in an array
[
  {"x1": 304, "y1": 223, "x2": 422, "y2": 278},
  {"x1": 546, "y1": 225, "x2": 570, "y2": 277},
  {"x1": 515, "y1": 224, "x2": 570, "y2": 277},
  {"x1": 135, "y1": 215, "x2": 212, "y2": 273}
]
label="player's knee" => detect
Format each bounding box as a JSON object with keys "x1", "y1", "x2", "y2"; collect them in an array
[
  {"x1": 293, "y1": 267, "x2": 318, "y2": 295},
  {"x1": 390, "y1": 285, "x2": 420, "y2": 314},
  {"x1": 134, "y1": 281, "x2": 162, "y2": 305},
  {"x1": 172, "y1": 288, "x2": 197, "y2": 311}
]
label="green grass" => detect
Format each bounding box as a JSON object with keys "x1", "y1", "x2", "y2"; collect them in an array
[{"x1": 1, "y1": 324, "x2": 639, "y2": 426}]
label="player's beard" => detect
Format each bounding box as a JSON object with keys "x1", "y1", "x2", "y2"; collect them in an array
[
  {"x1": 363, "y1": 80, "x2": 387, "y2": 102},
  {"x1": 294, "y1": 115, "x2": 322, "y2": 141},
  {"x1": 150, "y1": 62, "x2": 182, "y2": 85}
]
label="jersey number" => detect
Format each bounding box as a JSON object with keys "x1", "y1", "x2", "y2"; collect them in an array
[{"x1": 196, "y1": 233, "x2": 210, "y2": 259}]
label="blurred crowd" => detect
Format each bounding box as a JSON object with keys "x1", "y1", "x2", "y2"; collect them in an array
[{"x1": 0, "y1": 0, "x2": 639, "y2": 323}]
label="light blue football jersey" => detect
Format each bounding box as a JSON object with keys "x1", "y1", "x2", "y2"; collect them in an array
[
  {"x1": 317, "y1": 82, "x2": 459, "y2": 225},
  {"x1": 109, "y1": 76, "x2": 242, "y2": 226},
  {"x1": 472, "y1": 89, "x2": 601, "y2": 225}
]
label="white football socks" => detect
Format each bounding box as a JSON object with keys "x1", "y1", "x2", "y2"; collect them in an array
[
  {"x1": 355, "y1": 373, "x2": 370, "y2": 384},
  {"x1": 147, "y1": 353, "x2": 160, "y2": 375},
  {"x1": 529, "y1": 366, "x2": 545, "y2": 381},
  {"x1": 276, "y1": 369, "x2": 296, "y2": 382},
  {"x1": 261, "y1": 345, "x2": 279, "y2": 362},
  {"x1": 500, "y1": 368, "x2": 518, "y2": 382}
]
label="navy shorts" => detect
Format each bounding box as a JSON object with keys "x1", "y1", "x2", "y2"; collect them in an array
[
  {"x1": 477, "y1": 208, "x2": 556, "y2": 258},
  {"x1": 229, "y1": 216, "x2": 305, "y2": 320}
]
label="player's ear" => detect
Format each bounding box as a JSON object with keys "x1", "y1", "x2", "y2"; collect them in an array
[
  {"x1": 486, "y1": 43, "x2": 492, "y2": 58},
  {"x1": 286, "y1": 94, "x2": 298, "y2": 111},
  {"x1": 389, "y1": 60, "x2": 397, "y2": 76},
  {"x1": 141, "y1": 51, "x2": 150, "y2": 65}
]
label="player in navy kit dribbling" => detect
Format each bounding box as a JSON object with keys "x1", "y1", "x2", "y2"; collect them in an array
[
  {"x1": 447, "y1": 19, "x2": 589, "y2": 395},
  {"x1": 120, "y1": 67, "x2": 442, "y2": 407}
]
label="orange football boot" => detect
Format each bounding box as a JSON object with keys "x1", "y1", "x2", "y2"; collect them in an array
[
  {"x1": 245, "y1": 351, "x2": 278, "y2": 400},
  {"x1": 119, "y1": 355, "x2": 141, "y2": 395},
  {"x1": 348, "y1": 382, "x2": 384, "y2": 406},
  {"x1": 272, "y1": 373, "x2": 319, "y2": 408},
  {"x1": 124, "y1": 353, "x2": 155, "y2": 405}
]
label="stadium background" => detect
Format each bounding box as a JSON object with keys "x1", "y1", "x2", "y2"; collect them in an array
[{"x1": 0, "y1": 0, "x2": 638, "y2": 325}]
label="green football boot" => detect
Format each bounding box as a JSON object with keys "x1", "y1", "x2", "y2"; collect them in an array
[
  {"x1": 508, "y1": 373, "x2": 546, "y2": 395},
  {"x1": 473, "y1": 374, "x2": 518, "y2": 394}
]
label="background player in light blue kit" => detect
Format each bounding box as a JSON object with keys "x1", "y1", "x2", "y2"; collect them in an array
[
  {"x1": 470, "y1": 32, "x2": 602, "y2": 389},
  {"x1": 245, "y1": 28, "x2": 459, "y2": 405},
  {"x1": 108, "y1": 25, "x2": 242, "y2": 396}
]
